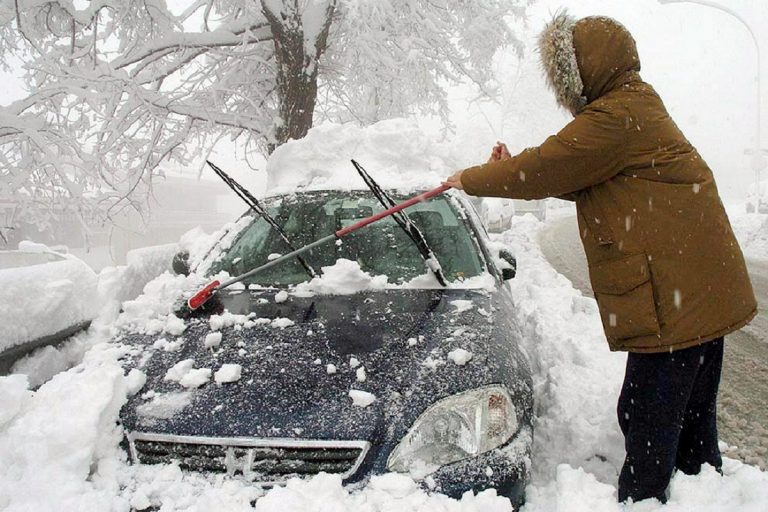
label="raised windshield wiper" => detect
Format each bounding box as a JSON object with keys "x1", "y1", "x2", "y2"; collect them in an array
[
  {"x1": 206, "y1": 160, "x2": 317, "y2": 279},
  {"x1": 351, "y1": 160, "x2": 447, "y2": 287}
]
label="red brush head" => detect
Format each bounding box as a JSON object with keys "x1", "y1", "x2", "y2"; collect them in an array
[{"x1": 187, "y1": 280, "x2": 221, "y2": 310}]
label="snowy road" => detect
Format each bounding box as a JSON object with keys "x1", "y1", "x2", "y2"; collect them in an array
[{"x1": 539, "y1": 215, "x2": 768, "y2": 470}]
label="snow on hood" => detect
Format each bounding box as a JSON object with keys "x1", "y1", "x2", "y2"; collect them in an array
[{"x1": 265, "y1": 119, "x2": 455, "y2": 195}]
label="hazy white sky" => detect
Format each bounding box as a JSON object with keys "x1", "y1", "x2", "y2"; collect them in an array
[
  {"x1": 1, "y1": 0, "x2": 765, "y2": 201},
  {"x1": 463, "y1": 0, "x2": 767, "y2": 201}
]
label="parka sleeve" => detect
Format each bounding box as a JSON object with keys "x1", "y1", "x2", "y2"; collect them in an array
[{"x1": 460, "y1": 105, "x2": 626, "y2": 200}]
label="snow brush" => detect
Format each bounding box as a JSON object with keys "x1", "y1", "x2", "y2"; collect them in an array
[{"x1": 186, "y1": 183, "x2": 452, "y2": 311}]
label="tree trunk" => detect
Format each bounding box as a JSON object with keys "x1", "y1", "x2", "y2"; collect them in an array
[{"x1": 263, "y1": 1, "x2": 335, "y2": 154}]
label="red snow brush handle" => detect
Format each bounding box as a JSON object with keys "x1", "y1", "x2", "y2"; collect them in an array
[
  {"x1": 188, "y1": 280, "x2": 220, "y2": 310},
  {"x1": 335, "y1": 184, "x2": 451, "y2": 237}
]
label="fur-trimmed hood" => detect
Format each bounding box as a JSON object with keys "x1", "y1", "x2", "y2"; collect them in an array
[{"x1": 538, "y1": 12, "x2": 641, "y2": 115}]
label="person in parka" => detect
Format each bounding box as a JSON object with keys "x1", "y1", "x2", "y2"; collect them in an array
[{"x1": 444, "y1": 11, "x2": 757, "y2": 504}]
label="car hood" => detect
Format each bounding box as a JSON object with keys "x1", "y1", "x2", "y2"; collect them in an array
[{"x1": 119, "y1": 287, "x2": 530, "y2": 446}]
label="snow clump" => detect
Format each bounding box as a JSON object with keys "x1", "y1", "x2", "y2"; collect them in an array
[
  {"x1": 450, "y1": 299, "x2": 474, "y2": 313},
  {"x1": 204, "y1": 332, "x2": 223, "y2": 349},
  {"x1": 214, "y1": 364, "x2": 242, "y2": 384},
  {"x1": 179, "y1": 368, "x2": 211, "y2": 389},
  {"x1": 294, "y1": 258, "x2": 388, "y2": 295},
  {"x1": 163, "y1": 359, "x2": 195, "y2": 382},
  {"x1": 348, "y1": 389, "x2": 376, "y2": 408},
  {"x1": 447, "y1": 348, "x2": 473, "y2": 366},
  {"x1": 125, "y1": 369, "x2": 147, "y2": 396}
]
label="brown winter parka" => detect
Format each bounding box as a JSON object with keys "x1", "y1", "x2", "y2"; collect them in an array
[{"x1": 460, "y1": 14, "x2": 757, "y2": 353}]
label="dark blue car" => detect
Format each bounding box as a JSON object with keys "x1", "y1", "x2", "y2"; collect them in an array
[{"x1": 118, "y1": 190, "x2": 533, "y2": 506}]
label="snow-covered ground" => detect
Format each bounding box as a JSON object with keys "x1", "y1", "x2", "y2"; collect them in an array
[
  {"x1": 1, "y1": 214, "x2": 766, "y2": 511},
  {"x1": 1, "y1": 121, "x2": 766, "y2": 511},
  {"x1": 728, "y1": 205, "x2": 768, "y2": 263}
]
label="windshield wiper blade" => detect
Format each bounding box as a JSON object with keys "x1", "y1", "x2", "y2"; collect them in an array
[
  {"x1": 351, "y1": 160, "x2": 447, "y2": 287},
  {"x1": 206, "y1": 160, "x2": 317, "y2": 279}
]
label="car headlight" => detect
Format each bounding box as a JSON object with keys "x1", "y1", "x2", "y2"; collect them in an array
[{"x1": 387, "y1": 385, "x2": 519, "y2": 474}]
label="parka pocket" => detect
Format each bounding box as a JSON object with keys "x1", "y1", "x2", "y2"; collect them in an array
[{"x1": 589, "y1": 253, "x2": 661, "y2": 340}]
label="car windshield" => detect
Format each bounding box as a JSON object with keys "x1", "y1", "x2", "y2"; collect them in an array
[{"x1": 207, "y1": 191, "x2": 485, "y2": 286}]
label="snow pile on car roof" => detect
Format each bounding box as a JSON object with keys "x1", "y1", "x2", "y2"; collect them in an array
[
  {"x1": 265, "y1": 118, "x2": 456, "y2": 195},
  {"x1": 0, "y1": 249, "x2": 98, "y2": 353}
]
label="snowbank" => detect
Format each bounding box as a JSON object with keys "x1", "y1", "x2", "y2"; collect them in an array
[
  {"x1": 265, "y1": 119, "x2": 456, "y2": 194},
  {"x1": 494, "y1": 215, "x2": 768, "y2": 511},
  {"x1": 728, "y1": 209, "x2": 768, "y2": 261},
  {"x1": 0, "y1": 252, "x2": 98, "y2": 353},
  {"x1": 0, "y1": 346, "x2": 127, "y2": 512},
  {"x1": 0, "y1": 204, "x2": 765, "y2": 512}
]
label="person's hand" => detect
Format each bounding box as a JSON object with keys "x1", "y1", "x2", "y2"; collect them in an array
[
  {"x1": 488, "y1": 141, "x2": 512, "y2": 163},
  {"x1": 443, "y1": 169, "x2": 464, "y2": 190}
]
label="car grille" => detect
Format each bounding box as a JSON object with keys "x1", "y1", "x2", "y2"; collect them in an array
[{"x1": 126, "y1": 432, "x2": 369, "y2": 483}]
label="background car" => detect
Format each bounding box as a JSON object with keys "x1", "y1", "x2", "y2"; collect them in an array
[
  {"x1": 470, "y1": 197, "x2": 547, "y2": 233},
  {"x1": 118, "y1": 190, "x2": 533, "y2": 506},
  {"x1": 0, "y1": 247, "x2": 98, "y2": 375},
  {"x1": 746, "y1": 179, "x2": 768, "y2": 214}
]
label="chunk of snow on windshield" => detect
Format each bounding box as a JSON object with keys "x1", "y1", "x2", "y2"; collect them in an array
[
  {"x1": 326, "y1": 364, "x2": 337, "y2": 374},
  {"x1": 164, "y1": 359, "x2": 195, "y2": 382},
  {"x1": 349, "y1": 389, "x2": 376, "y2": 407},
  {"x1": 214, "y1": 364, "x2": 242, "y2": 384},
  {"x1": 398, "y1": 270, "x2": 496, "y2": 290},
  {"x1": 136, "y1": 391, "x2": 192, "y2": 419},
  {"x1": 450, "y1": 300, "x2": 473, "y2": 313},
  {"x1": 275, "y1": 290, "x2": 289, "y2": 303},
  {"x1": 125, "y1": 369, "x2": 146, "y2": 396},
  {"x1": 356, "y1": 367, "x2": 367, "y2": 382},
  {"x1": 204, "y1": 332, "x2": 223, "y2": 349},
  {"x1": 294, "y1": 258, "x2": 388, "y2": 295},
  {"x1": 349, "y1": 357, "x2": 361, "y2": 368},
  {"x1": 179, "y1": 368, "x2": 211, "y2": 389},
  {"x1": 268, "y1": 253, "x2": 282, "y2": 261},
  {"x1": 448, "y1": 348, "x2": 473, "y2": 366}
]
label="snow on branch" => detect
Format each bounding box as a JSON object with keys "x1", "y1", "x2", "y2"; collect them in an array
[{"x1": 0, "y1": 0, "x2": 529, "y2": 238}]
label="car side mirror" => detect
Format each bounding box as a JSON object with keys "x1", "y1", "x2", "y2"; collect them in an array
[
  {"x1": 172, "y1": 251, "x2": 190, "y2": 276},
  {"x1": 499, "y1": 249, "x2": 516, "y2": 280}
]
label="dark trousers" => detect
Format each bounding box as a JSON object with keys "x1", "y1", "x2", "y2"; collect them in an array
[{"x1": 617, "y1": 337, "x2": 724, "y2": 503}]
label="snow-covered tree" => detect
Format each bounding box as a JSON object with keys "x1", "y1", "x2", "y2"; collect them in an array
[{"x1": 0, "y1": 0, "x2": 528, "y2": 233}]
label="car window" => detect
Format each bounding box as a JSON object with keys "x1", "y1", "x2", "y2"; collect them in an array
[{"x1": 207, "y1": 191, "x2": 485, "y2": 286}]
